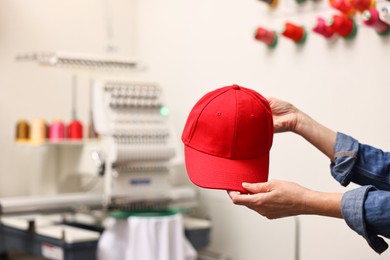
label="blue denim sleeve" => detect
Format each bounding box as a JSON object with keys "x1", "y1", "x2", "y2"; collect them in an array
[
  {"x1": 341, "y1": 186, "x2": 389, "y2": 254},
  {"x1": 331, "y1": 132, "x2": 390, "y2": 190},
  {"x1": 330, "y1": 132, "x2": 359, "y2": 186},
  {"x1": 332, "y1": 132, "x2": 390, "y2": 254}
]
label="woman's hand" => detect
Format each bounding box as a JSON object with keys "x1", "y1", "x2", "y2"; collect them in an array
[
  {"x1": 228, "y1": 180, "x2": 342, "y2": 219},
  {"x1": 268, "y1": 97, "x2": 302, "y2": 134}
]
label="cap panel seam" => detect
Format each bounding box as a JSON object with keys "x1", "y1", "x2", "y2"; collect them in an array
[
  {"x1": 240, "y1": 88, "x2": 271, "y2": 113},
  {"x1": 187, "y1": 87, "x2": 233, "y2": 144},
  {"x1": 231, "y1": 90, "x2": 238, "y2": 157},
  {"x1": 185, "y1": 144, "x2": 269, "y2": 160},
  {"x1": 240, "y1": 88, "x2": 273, "y2": 149}
]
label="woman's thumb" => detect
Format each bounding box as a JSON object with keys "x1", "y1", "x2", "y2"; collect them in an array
[{"x1": 242, "y1": 182, "x2": 270, "y2": 194}]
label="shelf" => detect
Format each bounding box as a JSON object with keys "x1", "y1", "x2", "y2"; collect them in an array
[{"x1": 15, "y1": 139, "x2": 100, "y2": 147}]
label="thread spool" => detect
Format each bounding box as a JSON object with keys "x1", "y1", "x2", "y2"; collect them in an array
[
  {"x1": 329, "y1": 0, "x2": 355, "y2": 15},
  {"x1": 281, "y1": 22, "x2": 307, "y2": 44},
  {"x1": 312, "y1": 17, "x2": 335, "y2": 38},
  {"x1": 254, "y1": 27, "x2": 278, "y2": 47},
  {"x1": 379, "y1": 6, "x2": 390, "y2": 25},
  {"x1": 49, "y1": 120, "x2": 66, "y2": 142},
  {"x1": 362, "y1": 8, "x2": 390, "y2": 34},
  {"x1": 68, "y1": 120, "x2": 83, "y2": 140},
  {"x1": 350, "y1": 0, "x2": 375, "y2": 12},
  {"x1": 257, "y1": 0, "x2": 279, "y2": 8},
  {"x1": 15, "y1": 119, "x2": 30, "y2": 142},
  {"x1": 30, "y1": 118, "x2": 47, "y2": 144},
  {"x1": 326, "y1": 15, "x2": 357, "y2": 39}
]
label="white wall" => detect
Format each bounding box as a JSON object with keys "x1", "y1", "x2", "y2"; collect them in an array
[
  {"x1": 0, "y1": 0, "x2": 390, "y2": 259},
  {"x1": 134, "y1": 0, "x2": 390, "y2": 259}
]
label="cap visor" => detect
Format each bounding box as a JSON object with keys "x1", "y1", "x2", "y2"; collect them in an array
[{"x1": 184, "y1": 145, "x2": 269, "y2": 193}]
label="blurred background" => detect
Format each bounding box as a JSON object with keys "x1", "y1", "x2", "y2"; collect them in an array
[{"x1": 0, "y1": 0, "x2": 390, "y2": 259}]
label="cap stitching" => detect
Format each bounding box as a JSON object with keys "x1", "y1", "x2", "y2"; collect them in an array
[
  {"x1": 232, "y1": 89, "x2": 238, "y2": 158},
  {"x1": 185, "y1": 144, "x2": 269, "y2": 160}
]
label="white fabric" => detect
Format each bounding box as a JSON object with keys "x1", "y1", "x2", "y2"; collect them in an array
[{"x1": 98, "y1": 213, "x2": 197, "y2": 260}]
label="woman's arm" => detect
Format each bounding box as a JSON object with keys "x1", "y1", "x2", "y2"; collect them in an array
[
  {"x1": 233, "y1": 98, "x2": 390, "y2": 254},
  {"x1": 269, "y1": 97, "x2": 337, "y2": 161}
]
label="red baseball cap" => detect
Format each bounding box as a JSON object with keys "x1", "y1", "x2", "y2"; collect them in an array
[{"x1": 182, "y1": 85, "x2": 273, "y2": 193}]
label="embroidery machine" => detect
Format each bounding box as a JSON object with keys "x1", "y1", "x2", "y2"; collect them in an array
[{"x1": 0, "y1": 74, "x2": 198, "y2": 259}]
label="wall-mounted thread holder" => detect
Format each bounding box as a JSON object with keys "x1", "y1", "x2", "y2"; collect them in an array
[
  {"x1": 281, "y1": 22, "x2": 307, "y2": 44},
  {"x1": 251, "y1": 0, "x2": 390, "y2": 48},
  {"x1": 362, "y1": 8, "x2": 390, "y2": 35},
  {"x1": 326, "y1": 15, "x2": 357, "y2": 39},
  {"x1": 254, "y1": 27, "x2": 278, "y2": 47}
]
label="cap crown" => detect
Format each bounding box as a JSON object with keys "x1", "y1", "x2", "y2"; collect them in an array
[{"x1": 182, "y1": 85, "x2": 273, "y2": 159}]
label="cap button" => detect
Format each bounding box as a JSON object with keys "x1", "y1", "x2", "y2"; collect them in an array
[{"x1": 232, "y1": 85, "x2": 240, "y2": 90}]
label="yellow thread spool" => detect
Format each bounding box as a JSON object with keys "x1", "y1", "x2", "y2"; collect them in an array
[{"x1": 30, "y1": 118, "x2": 47, "y2": 144}]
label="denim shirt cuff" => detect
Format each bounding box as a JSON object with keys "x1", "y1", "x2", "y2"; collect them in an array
[
  {"x1": 330, "y1": 132, "x2": 359, "y2": 186},
  {"x1": 341, "y1": 186, "x2": 389, "y2": 254}
]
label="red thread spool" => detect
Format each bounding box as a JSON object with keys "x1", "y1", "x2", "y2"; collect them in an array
[
  {"x1": 281, "y1": 22, "x2": 307, "y2": 43},
  {"x1": 350, "y1": 0, "x2": 374, "y2": 12},
  {"x1": 312, "y1": 17, "x2": 334, "y2": 38},
  {"x1": 254, "y1": 27, "x2": 278, "y2": 47},
  {"x1": 68, "y1": 120, "x2": 83, "y2": 140},
  {"x1": 327, "y1": 15, "x2": 357, "y2": 39},
  {"x1": 329, "y1": 0, "x2": 355, "y2": 15},
  {"x1": 363, "y1": 8, "x2": 390, "y2": 34}
]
